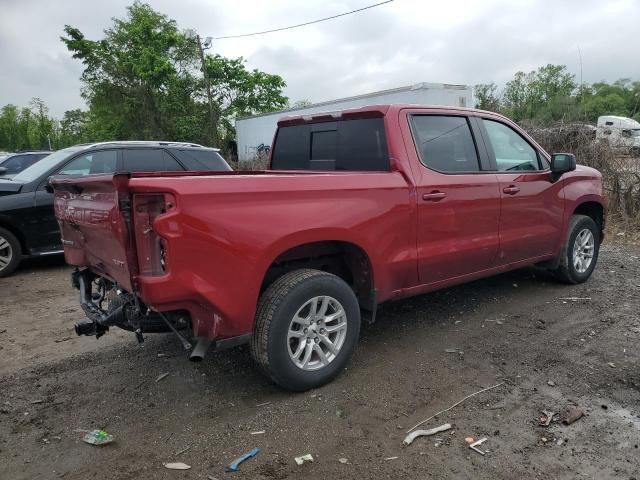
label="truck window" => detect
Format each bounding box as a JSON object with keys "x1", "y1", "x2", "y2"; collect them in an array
[
  {"x1": 271, "y1": 118, "x2": 390, "y2": 171},
  {"x1": 482, "y1": 120, "x2": 540, "y2": 172},
  {"x1": 122, "y1": 149, "x2": 184, "y2": 172},
  {"x1": 410, "y1": 115, "x2": 480, "y2": 172}
]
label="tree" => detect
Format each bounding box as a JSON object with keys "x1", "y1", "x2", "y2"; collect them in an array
[
  {"x1": 474, "y1": 83, "x2": 500, "y2": 111},
  {"x1": 60, "y1": 2, "x2": 288, "y2": 148}
]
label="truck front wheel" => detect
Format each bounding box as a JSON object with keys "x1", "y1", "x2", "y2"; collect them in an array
[
  {"x1": 553, "y1": 214, "x2": 600, "y2": 284},
  {"x1": 250, "y1": 269, "x2": 361, "y2": 391}
]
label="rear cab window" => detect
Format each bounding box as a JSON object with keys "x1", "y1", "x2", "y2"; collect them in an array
[{"x1": 271, "y1": 118, "x2": 390, "y2": 171}]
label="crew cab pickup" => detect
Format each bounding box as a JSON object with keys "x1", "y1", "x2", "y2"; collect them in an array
[{"x1": 51, "y1": 105, "x2": 606, "y2": 391}]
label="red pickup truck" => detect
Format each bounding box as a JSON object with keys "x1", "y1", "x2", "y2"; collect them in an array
[{"x1": 51, "y1": 105, "x2": 606, "y2": 391}]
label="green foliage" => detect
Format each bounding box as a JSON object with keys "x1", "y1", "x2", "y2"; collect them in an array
[
  {"x1": 58, "y1": 1, "x2": 287, "y2": 149},
  {"x1": 476, "y1": 65, "x2": 640, "y2": 125},
  {"x1": 501, "y1": 65, "x2": 576, "y2": 121},
  {"x1": 473, "y1": 83, "x2": 500, "y2": 111}
]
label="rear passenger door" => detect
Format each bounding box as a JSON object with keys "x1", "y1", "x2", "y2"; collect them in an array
[
  {"x1": 121, "y1": 149, "x2": 185, "y2": 172},
  {"x1": 405, "y1": 112, "x2": 501, "y2": 285},
  {"x1": 479, "y1": 118, "x2": 564, "y2": 264}
]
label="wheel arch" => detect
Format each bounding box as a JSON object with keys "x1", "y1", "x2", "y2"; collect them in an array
[
  {"x1": 573, "y1": 200, "x2": 605, "y2": 242},
  {"x1": 260, "y1": 238, "x2": 376, "y2": 312}
]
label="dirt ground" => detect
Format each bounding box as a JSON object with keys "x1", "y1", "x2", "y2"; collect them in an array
[{"x1": 1, "y1": 245, "x2": 639, "y2": 480}]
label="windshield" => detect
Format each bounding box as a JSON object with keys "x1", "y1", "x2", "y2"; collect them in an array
[
  {"x1": 12, "y1": 146, "x2": 85, "y2": 183},
  {"x1": 631, "y1": 129, "x2": 640, "y2": 138},
  {"x1": 0, "y1": 155, "x2": 10, "y2": 164}
]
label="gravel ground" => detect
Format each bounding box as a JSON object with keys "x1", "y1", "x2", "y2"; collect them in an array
[{"x1": 0, "y1": 245, "x2": 639, "y2": 480}]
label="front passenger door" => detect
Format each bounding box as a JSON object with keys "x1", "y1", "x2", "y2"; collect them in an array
[{"x1": 480, "y1": 118, "x2": 564, "y2": 264}]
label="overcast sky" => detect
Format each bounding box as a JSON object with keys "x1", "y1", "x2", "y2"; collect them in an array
[{"x1": 1, "y1": 0, "x2": 639, "y2": 117}]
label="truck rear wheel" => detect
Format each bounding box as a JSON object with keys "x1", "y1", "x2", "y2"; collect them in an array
[
  {"x1": 250, "y1": 269, "x2": 361, "y2": 391},
  {"x1": 553, "y1": 214, "x2": 600, "y2": 284},
  {"x1": 0, "y1": 227, "x2": 21, "y2": 278}
]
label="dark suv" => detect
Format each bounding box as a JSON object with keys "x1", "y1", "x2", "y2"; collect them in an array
[
  {"x1": 0, "y1": 141, "x2": 231, "y2": 277},
  {"x1": 0, "y1": 151, "x2": 52, "y2": 178}
]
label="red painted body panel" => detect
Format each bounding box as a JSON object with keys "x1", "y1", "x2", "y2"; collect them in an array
[{"x1": 51, "y1": 104, "x2": 606, "y2": 341}]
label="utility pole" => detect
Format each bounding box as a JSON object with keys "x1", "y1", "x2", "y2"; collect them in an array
[{"x1": 189, "y1": 31, "x2": 218, "y2": 146}]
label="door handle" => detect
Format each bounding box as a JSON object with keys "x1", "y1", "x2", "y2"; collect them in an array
[
  {"x1": 503, "y1": 185, "x2": 520, "y2": 195},
  {"x1": 422, "y1": 191, "x2": 447, "y2": 201}
]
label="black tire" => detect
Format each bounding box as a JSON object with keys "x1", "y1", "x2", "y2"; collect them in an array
[
  {"x1": 0, "y1": 227, "x2": 21, "y2": 278},
  {"x1": 553, "y1": 215, "x2": 600, "y2": 284},
  {"x1": 250, "y1": 269, "x2": 361, "y2": 391}
]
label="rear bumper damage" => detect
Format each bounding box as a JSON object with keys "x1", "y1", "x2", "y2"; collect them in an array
[{"x1": 71, "y1": 268, "x2": 252, "y2": 359}]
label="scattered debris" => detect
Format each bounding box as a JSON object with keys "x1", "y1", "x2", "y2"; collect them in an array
[
  {"x1": 563, "y1": 407, "x2": 585, "y2": 425},
  {"x1": 82, "y1": 430, "x2": 114, "y2": 446},
  {"x1": 294, "y1": 454, "x2": 314, "y2": 465},
  {"x1": 444, "y1": 349, "x2": 457, "y2": 353},
  {"x1": 164, "y1": 462, "x2": 191, "y2": 470},
  {"x1": 30, "y1": 399, "x2": 44, "y2": 404},
  {"x1": 407, "y1": 382, "x2": 505, "y2": 433},
  {"x1": 469, "y1": 437, "x2": 487, "y2": 456},
  {"x1": 250, "y1": 431, "x2": 265, "y2": 435},
  {"x1": 403, "y1": 423, "x2": 452, "y2": 446},
  {"x1": 226, "y1": 448, "x2": 261, "y2": 472},
  {"x1": 255, "y1": 402, "x2": 271, "y2": 407},
  {"x1": 383, "y1": 456, "x2": 399, "y2": 461},
  {"x1": 54, "y1": 337, "x2": 72, "y2": 343},
  {"x1": 464, "y1": 437, "x2": 475, "y2": 444},
  {"x1": 338, "y1": 457, "x2": 349, "y2": 464},
  {"x1": 558, "y1": 297, "x2": 591, "y2": 301},
  {"x1": 539, "y1": 410, "x2": 555, "y2": 426},
  {"x1": 0, "y1": 329, "x2": 7, "y2": 334},
  {"x1": 175, "y1": 446, "x2": 191, "y2": 456},
  {"x1": 547, "y1": 380, "x2": 555, "y2": 387},
  {"x1": 207, "y1": 476, "x2": 219, "y2": 480},
  {"x1": 556, "y1": 439, "x2": 565, "y2": 446},
  {"x1": 155, "y1": 372, "x2": 169, "y2": 383},
  {"x1": 607, "y1": 362, "x2": 616, "y2": 368}
]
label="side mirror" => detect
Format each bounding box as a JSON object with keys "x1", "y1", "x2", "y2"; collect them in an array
[
  {"x1": 44, "y1": 178, "x2": 54, "y2": 194},
  {"x1": 550, "y1": 153, "x2": 576, "y2": 176},
  {"x1": 0, "y1": 167, "x2": 7, "y2": 175}
]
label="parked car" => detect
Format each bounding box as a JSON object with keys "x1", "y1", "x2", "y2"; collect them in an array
[
  {"x1": 0, "y1": 151, "x2": 52, "y2": 178},
  {"x1": 0, "y1": 141, "x2": 230, "y2": 277},
  {"x1": 51, "y1": 105, "x2": 606, "y2": 391}
]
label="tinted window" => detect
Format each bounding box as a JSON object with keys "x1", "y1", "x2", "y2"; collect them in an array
[
  {"x1": 173, "y1": 149, "x2": 231, "y2": 171},
  {"x1": 58, "y1": 150, "x2": 118, "y2": 175},
  {"x1": 482, "y1": 120, "x2": 540, "y2": 171},
  {"x1": 271, "y1": 118, "x2": 389, "y2": 171},
  {"x1": 411, "y1": 115, "x2": 479, "y2": 172},
  {"x1": 122, "y1": 149, "x2": 183, "y2": 172}
]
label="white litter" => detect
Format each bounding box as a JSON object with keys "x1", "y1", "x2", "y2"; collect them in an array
[{"x1": 403, "y1": 423, "x2": 452, "y2": 446}]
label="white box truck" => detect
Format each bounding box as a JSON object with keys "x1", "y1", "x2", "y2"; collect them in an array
[{"x1": 596, "y1": 115, "x2": 640, "y2": 153}]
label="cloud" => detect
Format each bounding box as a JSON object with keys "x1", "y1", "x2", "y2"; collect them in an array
[{"x1": 0, "y1": 0, "x2": 638, "y2": 117}]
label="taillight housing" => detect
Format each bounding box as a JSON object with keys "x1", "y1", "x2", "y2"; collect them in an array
[{"x1": 133, "y1": 193, "x2": 175, "y2": 276}]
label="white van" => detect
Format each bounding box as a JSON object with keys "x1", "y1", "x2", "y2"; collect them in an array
[{"x1": 596, "y1": 115, "x2": 640, "y2": 152}]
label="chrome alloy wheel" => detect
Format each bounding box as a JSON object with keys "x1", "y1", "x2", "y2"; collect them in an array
[
  {"x1": 287, "y1": 295, "x2": 348, "y2": 371},
  {"x1": 573, "y1": 228, "x2": 595, "y2": 274},
  {"x1": 0, "y1": 235, "x2": 13, "y2": 272}
]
